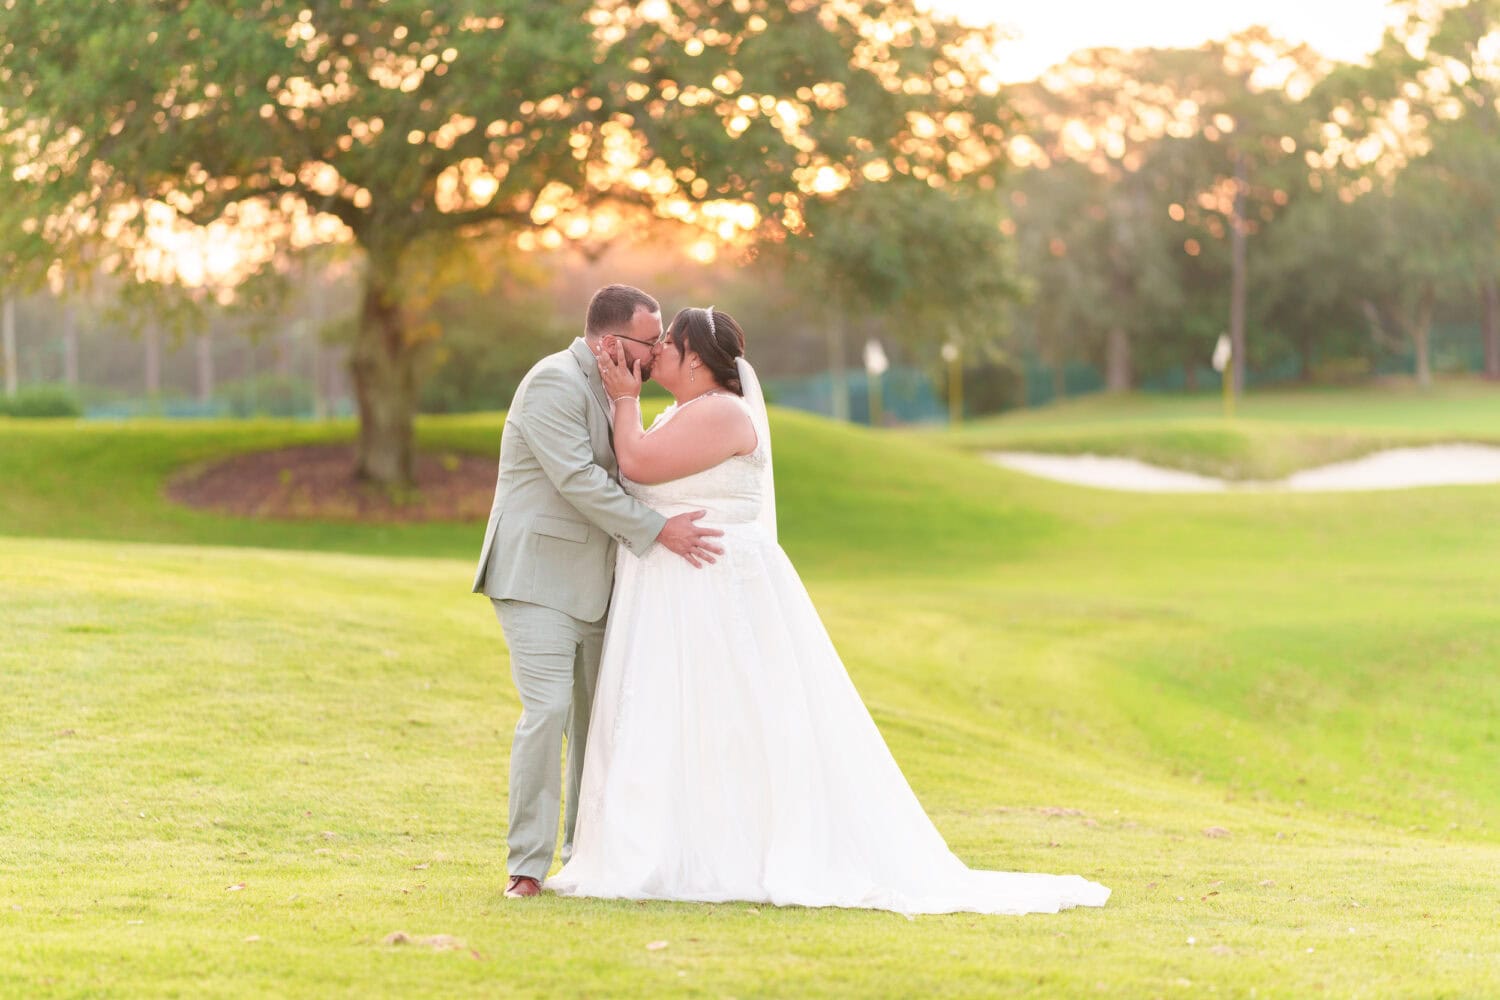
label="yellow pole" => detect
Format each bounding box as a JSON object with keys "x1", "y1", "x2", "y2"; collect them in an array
[
  {"x1": 945, "y1": 345, "x2": 962, "y2": 425},
  {"x1": 1222, "y1": 354, "x2": 1235, "y2": 419},
  {"x1": 868, "y1": 371, "x2": 883, "y2": 427}
]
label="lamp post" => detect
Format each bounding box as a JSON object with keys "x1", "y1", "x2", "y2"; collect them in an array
[
  {"x1": 2, "y1": 295, "x2": 16, "y2": 398},
  {"x1": 828, "y1": 315, "x2": 850, "y2": 422},
  {"x1": 941, "y1": 341, "x2": 962, "y2": 425}
]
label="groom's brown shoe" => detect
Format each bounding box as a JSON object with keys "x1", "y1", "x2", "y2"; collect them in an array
[{"x1": 505, "y1": 875, "x2": 541, "y2": 899}]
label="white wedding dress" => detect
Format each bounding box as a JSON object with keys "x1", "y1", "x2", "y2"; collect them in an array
[{"x1": 546, "y1": 363, "x2": 1109, "y2": 916}]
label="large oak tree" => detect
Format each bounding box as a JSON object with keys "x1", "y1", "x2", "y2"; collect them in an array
[{"x1": 1, "y1": 0, "x2": 1009, "y2": 484}]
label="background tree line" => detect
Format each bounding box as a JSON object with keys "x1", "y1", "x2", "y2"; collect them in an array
[
  {"x1": 3, "y1": 2, "x2": 1499, "y2": 468},
  {"x1": 1004, "y1": 2, "x2": 1500, "y2": 399}
]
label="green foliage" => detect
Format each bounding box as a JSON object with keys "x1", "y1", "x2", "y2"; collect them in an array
[
  {"x1": 998, "y1": 15, "x2": 1500, "y2": 392},
  {"x1": 1005, "y1": 35, "x2": 1330, "y2": 389},
  {"x1": 1252, "y1": 186, "x2": 1379, "y2": 376},
  {"x1": 0, "y1": 384, "x2": 82, "y2": 418},
  {"x1": 1311, "y1": 0, "x2": 1500, "y2": 385},
  {"x1": 415, "y1": 254, "x2": 572, "y2": 414},
  {"x1": 947, "y1": 357, "x2": 1025, "y2": 416},
  {"x1": 786, "y1": 182, "x2": 1020, "y2": 352}
]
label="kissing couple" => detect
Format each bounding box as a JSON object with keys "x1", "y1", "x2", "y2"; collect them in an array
[{"x1": 472, "y1": 284, "x2": 1109, "y2": 916}]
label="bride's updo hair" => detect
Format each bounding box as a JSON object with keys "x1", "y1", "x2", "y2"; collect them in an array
[{"x1": 664, "y1": 306, "x2": 746, "y2": 396}]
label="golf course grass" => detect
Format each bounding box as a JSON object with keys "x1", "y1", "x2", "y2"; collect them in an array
[
  {"x1": 3, "y1": 387, "x2": 1499, "y2": 997},
  {"x1": 933, "y1": 378, "x2": 1500, "y2": 480}
]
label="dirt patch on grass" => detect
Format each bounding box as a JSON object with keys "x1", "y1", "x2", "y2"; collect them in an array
[{"x1": 166, "y1": 444, "x2": 496, "y2": 522}]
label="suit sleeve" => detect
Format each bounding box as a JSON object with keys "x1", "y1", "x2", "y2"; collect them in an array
[{"x1": 517, "y1": 367, "x2": 666, "y2": 555}]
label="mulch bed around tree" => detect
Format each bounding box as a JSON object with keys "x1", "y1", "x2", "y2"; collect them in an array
[{"x1": 165, "y1": 444, "x2": 497, "y2": 522}]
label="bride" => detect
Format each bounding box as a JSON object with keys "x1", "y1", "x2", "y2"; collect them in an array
[{"x1": 545, "y1": 306, "x2": 1109, "y2": 916}]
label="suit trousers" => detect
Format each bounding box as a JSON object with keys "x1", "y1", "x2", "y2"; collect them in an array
[{"x1": 493, "y1": 598, "x2": 606, "y2": 880}]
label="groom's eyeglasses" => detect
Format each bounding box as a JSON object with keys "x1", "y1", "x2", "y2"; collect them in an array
[{"x1": 615, "y1": 334, "x2": 661, "y2": 349}]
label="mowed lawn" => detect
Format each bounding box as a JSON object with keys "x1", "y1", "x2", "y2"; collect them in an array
[
  {"x1": 931, "y1": 378, "x2": 1500, "y2": 480},
  {"x1": 3, "y1": 397, "x2": 1500, "y2": 997}
]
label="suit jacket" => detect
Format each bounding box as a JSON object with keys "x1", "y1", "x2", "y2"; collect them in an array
[{"x1": 471, "y1": 338, "x2": 666, "y2": 621}]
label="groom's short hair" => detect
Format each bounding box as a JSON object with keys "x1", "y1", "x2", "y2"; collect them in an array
[{"x1": 585, "y1": 284, "x2": 659, "y2": 339}]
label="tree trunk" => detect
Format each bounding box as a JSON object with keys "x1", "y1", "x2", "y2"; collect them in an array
[
  {"x1": 2, "y1": 295, "x2": 17, "y2": 397},
  {"x1": 827, "y1": 312, "x2": 850, "y2": 422},
  {"x1": 308, "y1": 259, "x2": 328, "y2": 419},
  {"x1": 1409, "y1": 281, "x2": 1435, "y2": 389},
  {"x1": 1229, "y1": 149, "x2": 1248, "y2": 397},
  {"x1": 1105, "y1": 325, "x2": 1131, "y2": 392},
  {"x1": 277, "y1": 327, "x2": 293, "y2": 378},
  {"x1": 196, "y1": 331, "x2": 214, "y2": 403},
  {"x1": 312, "y1": 341, "x2": 327, "y2": 419},
  {"x1": 1483, "y1": 276, "x2": 1500, "y2": 380},
  {"x1": 1296, "y1": 332, "x2": 1315, "y2": 383},
  {"x1": 144, "y1": 321, "x2": 161, "y2": 397},
  {"x1": 324, "y1": 343, "x2": 348, "y2": 416},
  {"x1": 1104, "y1": 220, "x2": 1134, "y2": 393},
  {"x1": 1413, "y1": 324, "x2": 1431, "y2": 387},
  {"x1": 62, "y1": 301, "x2": 79, "y2": 387},
  {"x1": 1036, "y1": 299, "x2": 1064, "y2": 403},
  {"x1": 349, "y1": 276, "x2": 419, "y2": 486}
]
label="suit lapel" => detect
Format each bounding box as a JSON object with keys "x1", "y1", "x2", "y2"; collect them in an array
[
  {"x1": 568, "y1": 338, "x2": 617, "y2": 471},
  {"x1": 569, "y1": 338, "x2": 612, "y2": 424}
]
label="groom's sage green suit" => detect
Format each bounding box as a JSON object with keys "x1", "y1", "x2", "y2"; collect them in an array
[{"x1": 473, "y1": 338, "x2": 665, "y2": 880}]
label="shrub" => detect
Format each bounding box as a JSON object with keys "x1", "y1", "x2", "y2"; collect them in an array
[
  {"x1": 0, "y1": 384, "x2": 83, "y2": 418},
  {"x1": 219, "y1": 374, "x2": 315, "y2": 417}
]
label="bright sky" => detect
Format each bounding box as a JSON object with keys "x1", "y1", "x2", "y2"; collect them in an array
[{"x1": 930, "y1": 0, "x2": 1400, "y2": 82}]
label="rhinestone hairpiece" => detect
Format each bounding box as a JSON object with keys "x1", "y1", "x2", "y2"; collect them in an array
[{"x1": 702, "y1": 306, "x2": 716, "y2": 338}]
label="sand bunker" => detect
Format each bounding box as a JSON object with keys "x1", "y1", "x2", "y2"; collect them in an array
[{"x1": 987, "y1": 444, "x2": 1500, "y2": 494}]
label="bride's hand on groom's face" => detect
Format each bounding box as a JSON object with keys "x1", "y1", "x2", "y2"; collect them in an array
[{"x1": 598, "y1": 341, "x2": 642, "y2": 401}]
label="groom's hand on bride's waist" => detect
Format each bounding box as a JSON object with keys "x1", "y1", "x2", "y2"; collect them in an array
[{"x1": 657, "y1": 510, "x2": 725, "y2": 568}]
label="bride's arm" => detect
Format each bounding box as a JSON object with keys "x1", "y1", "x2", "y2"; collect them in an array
[{"x1": 601, "y1": 351, "x2": 756, "y2": 484}]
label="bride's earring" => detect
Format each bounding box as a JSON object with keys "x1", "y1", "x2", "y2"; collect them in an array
[{"x1": 690, "y1": 365, "x2": 697, "y2": 383}]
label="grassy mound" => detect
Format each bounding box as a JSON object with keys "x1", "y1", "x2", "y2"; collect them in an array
[
  {"x1": 0, "y1": 410, "x2": 1052, "y2": 574},
  {"x1": 4, "y1": 399, "x2": 1500, "y2": 996}
]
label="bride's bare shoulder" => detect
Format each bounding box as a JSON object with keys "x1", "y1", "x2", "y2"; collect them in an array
[
  {"x1": 669, "y1": 391, "x2": 750, "y2": 420},
  {"x1": 662, "y1": 393, "x2": 756, "y2": 448}
]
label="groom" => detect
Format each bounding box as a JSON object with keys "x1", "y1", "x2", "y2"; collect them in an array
[{"x1": 472, "y1": 283, "x2": 723, "y2": 899}]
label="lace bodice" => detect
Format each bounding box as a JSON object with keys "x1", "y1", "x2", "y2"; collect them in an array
[{"x1": 622, "y1": 395, "x2": 768, "y2": 524}]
